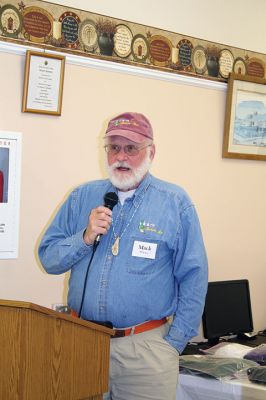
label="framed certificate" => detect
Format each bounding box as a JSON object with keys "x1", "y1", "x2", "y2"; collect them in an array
[{"x1": 22, "y1": 50, "x2": 65, "y2": 116}]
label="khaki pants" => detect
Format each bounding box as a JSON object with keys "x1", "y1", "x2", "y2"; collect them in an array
[{"x1": 103, "y1": 323, "x2": 179, "y2": 400}]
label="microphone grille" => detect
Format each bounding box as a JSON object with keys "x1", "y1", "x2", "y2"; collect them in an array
[{"x1": 104, "y1": 192, "x2": 118, "y2": 210}]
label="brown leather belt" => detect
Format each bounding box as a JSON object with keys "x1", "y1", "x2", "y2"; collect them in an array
[{"x1": 112, "y1": 318, "x2": 167, "y2": 338}]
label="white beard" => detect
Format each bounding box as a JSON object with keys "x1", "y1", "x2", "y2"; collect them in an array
[{"x1": 106, "y1": 148, "x2": 152, "y2": 191}]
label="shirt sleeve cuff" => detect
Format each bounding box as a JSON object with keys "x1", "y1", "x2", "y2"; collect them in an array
[
  {"x1": 62, "y1": 229, "x2": 93, "y2": 259},
  {"x1": 164, "y1": 327, "x2": 189, "y2": 354}
]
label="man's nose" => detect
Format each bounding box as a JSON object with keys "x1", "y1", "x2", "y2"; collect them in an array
[{"x1": 116, "y1": 147, "x2": 129, "y2": 160}]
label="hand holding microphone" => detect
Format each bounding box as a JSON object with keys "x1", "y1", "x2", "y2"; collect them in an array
[{"x1": 83, "y1": 192, "x2": 118, "y2": 247}]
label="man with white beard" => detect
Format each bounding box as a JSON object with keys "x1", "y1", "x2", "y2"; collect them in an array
[{"x1": 38, "y1": 112, "x2": 208, "y2": 400}]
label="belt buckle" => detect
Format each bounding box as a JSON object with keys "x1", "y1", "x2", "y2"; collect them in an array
[{"x1": 113, "y1": 329, "x2": 126, "y2": 338}]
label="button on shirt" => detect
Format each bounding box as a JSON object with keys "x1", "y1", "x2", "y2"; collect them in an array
[{"x1": 38, "y1": 174, "x2": 208, "y2": 353}]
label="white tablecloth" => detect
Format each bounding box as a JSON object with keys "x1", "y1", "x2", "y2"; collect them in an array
[{"x1": 177, "y1": 373, "x2": 266, "y2": 400}]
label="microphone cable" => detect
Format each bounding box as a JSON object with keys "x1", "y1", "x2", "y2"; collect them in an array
[{"x1": 77, "y1": 192, "x2": 118, "y2": 318}]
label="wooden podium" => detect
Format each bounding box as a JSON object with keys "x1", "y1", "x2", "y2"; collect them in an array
[{"x1": 0, "y1": 300, "x2": 113, "y2": 400}]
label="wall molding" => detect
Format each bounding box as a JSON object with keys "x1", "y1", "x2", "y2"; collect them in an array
[{"x1": 0, "y1": 41, "x2": 227, "y2": 92}]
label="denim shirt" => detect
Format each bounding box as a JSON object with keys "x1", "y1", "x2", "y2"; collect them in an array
[{"x1": 38, "y1": 174, "x2": 208, "y2": 353}]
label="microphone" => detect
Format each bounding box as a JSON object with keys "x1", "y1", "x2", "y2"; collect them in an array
[{"x1": 94, "y1": 192, "x2": 118, "y2": 247}]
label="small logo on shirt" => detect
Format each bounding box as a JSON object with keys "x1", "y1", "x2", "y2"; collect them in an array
[{"x1": 139, "y1": 220, "x2": 163, "y2": 235}]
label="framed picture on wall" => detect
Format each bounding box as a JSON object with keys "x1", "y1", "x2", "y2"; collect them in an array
[
  {"x1": 22, "y1": 50, "x2": 65, "y2": 116},
  {"x1": 0, "y1": 131, "x2": 22, "y2": 259},
  {"x1": 223, "y1": 73, "x2": 266, "y2": 161}
]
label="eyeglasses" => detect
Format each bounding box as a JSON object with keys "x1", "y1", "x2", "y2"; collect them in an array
[{"x1": 104, "y1": 143, "x2": 151, "y2": 156}]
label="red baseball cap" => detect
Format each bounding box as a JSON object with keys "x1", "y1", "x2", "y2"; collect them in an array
[{"x1": 105, "y1": 112, "x2": 153, "y2": 143}]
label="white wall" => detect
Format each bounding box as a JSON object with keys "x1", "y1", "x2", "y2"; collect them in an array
[{"x1": 46, "y1": 0, "x2": 266, "y2": 53}]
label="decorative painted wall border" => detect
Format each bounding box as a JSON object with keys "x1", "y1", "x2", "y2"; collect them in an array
[{"x1": 0, "y1": 0, "x2": 265, "y2": 84}]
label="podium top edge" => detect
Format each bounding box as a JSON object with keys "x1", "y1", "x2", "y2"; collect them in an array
[{"x1": 0, "y1": 299, "x2": 114, "y2": 335}]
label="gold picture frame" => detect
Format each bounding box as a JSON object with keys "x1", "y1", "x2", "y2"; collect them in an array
[
  {"x1": 223, "y1": 73, "x2": 266, "y2": 161},
  {"x1": 22, "y1": 50, "x2": 65, "y2": 116}
]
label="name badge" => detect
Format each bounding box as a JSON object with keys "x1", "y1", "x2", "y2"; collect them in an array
[{"x1": 132, "y1": 241, "x2": 157, "y2": 259}]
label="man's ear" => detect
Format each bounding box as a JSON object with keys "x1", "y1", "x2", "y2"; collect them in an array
[{"x1": 149, "y1": 144, "x2": 156, "y2": 160}]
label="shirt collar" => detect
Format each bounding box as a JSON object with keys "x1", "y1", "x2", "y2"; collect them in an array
[
  {"x1": 108, "y1": 173, "x2": 152, "y2": 207},
  {"x1": 131, "y1": 173, "x2": 152, "y2": 207}
]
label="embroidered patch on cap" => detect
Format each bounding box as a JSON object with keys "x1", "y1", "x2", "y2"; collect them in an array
[{"x1": 112, "y1": 119, "x2": 139, "y2": 128}]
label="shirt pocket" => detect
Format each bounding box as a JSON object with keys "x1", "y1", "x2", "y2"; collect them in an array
[{"x1": 126, "y1": 236, "x2": 169, "y2": 275}]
